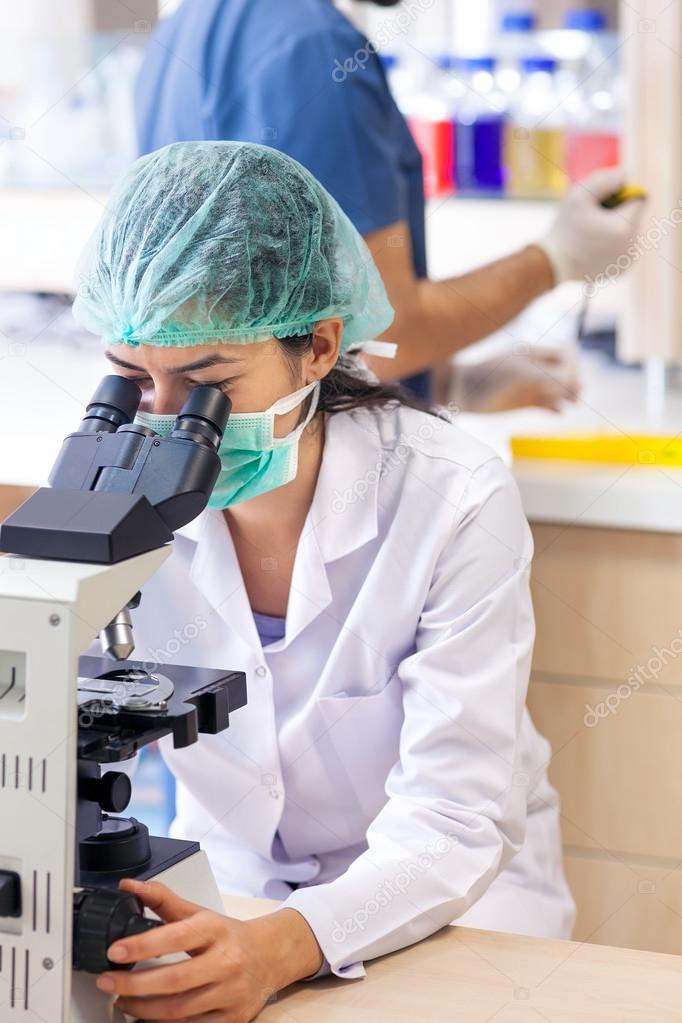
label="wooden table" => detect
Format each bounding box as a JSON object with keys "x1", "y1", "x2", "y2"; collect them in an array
[{"x1": 223, "y1": 895, "x2": 682, "y2": 1022}]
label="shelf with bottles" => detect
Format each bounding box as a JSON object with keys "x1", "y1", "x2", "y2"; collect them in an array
[{"x1": 382, "y1": 8, "x2": 621, "y2": 203}]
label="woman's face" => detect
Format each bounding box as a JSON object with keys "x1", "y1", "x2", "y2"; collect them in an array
[{"x1": 104, "y1": 320, "x2": 342, "y2": 438}]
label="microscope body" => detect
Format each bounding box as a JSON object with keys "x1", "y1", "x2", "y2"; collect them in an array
[{"x1": 0, "y1": 378, "x2": 246, "y2": 1022}]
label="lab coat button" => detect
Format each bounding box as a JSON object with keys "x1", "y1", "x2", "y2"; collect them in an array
[{"x1": 255, "y1": 666, "x2": 268, "y2": 678}]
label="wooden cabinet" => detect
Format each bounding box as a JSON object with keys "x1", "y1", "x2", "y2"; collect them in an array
[{"x1": 529, "y1": 523, "x2": 682, "y2": 954}]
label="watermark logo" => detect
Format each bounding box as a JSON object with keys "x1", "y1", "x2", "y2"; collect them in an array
[
  {"x1": 141, "y1": 615, "x2": 208, "y2": 674},
  {"x1": 584, "y1": 200, "x2": 682, "y2": 297},
  {"x1": 332, "y1": 0, "x2": 435, "y2": 83},
  {"x1": 331, "y1": 833, "x2": 458, "y2": 941},
  {"x1": 584, "y1": 631, "x2": 682, "y2": 726},
  {"x1": 331, "y1": 404, "x2": 459, "y2": 515}
]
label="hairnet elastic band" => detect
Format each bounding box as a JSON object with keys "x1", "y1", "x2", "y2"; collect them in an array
[
  {"x1": 111, "y1": 331, "x2": 398, "y2": 356},
  {"x1": 112, "y1": 320, "x2": 383, "y2": 347},
  {"x1": 115, "y1": 324, "x2": 319, "y2": 346}
]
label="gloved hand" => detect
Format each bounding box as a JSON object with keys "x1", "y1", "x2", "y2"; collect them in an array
[
  {"x1": 451, "y1": 346, "x2": 579, "y2": 414},
  {"x1": 536, "y1": 167, "x2": 646, "y2": 284}
]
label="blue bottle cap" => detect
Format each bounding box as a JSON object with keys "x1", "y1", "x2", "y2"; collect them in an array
[
  {"x1": 501, "y1": 13, "x2": 536, "y2": 32},
  {"x1": 434, "y1": 53, "x2": 456, "y2": 71},
  {"x1": 564, "y1": 9, "x2": 607, "y2": 31},
  {"x1": 460, "y1": 56, "x2": 496, "y2": 73},
  {"x1": 521, "y1": 56, "x2": 557, "y2": 73}
]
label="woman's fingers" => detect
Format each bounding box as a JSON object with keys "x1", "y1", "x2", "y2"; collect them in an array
[
  {"x1": 98, "y1": 948, "x2": 224, "y2": 998},
  {"x1": 116, "y1": 984, "x2": 216, "y2": 1021},
  {"x1": 116, "y1": 976, "x2": 249, "y2": 1021},
  {"x1": 155, "y1": 1014, "x2": 252, "y2": 1023},
  {"x1": 107, "y1": 910, "x2": 223, "y2": 965},
  {"x1": 119, "y1": 878, "x2": 203, "y2": 922},
  {"x1": 144, "y1": 1016, "x2": 229, "y2": 1023}
]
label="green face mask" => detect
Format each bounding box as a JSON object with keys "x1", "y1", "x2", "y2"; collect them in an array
[{"x1": 135, "y1": 380, "x2": 320, "y2": 509}]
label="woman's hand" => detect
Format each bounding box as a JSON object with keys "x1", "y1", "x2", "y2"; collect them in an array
[{"x1": 96, "y1": 878, "x2": 323, "y2": 1022}]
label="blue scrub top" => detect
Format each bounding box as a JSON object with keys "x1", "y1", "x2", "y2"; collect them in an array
[{"x1": 136, "y1": 0, "x2": 431, "y2": 399}]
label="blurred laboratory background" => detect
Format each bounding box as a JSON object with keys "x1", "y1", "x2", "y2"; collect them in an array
[{"x1": 0, "y1": 0, "x2": 660, "y2": 382}]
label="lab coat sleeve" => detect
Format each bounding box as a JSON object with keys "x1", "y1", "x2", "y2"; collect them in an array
[{"x1": 283, "y1": 456, "x2": 535, "y2": 979}]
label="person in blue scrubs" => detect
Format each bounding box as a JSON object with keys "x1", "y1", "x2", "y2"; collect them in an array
[{"x1": 136, "y1": 0, "x2": 643, "y2": 405}]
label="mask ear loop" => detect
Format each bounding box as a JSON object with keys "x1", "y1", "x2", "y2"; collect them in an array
[
  {"x1": 267, "y1": 378, "x2": 320, "y2": 416},
  {"x1": 225, "y1": 379, "x2": 319, "y2": 426},
  {"x1": 271, "y1": 380, "x2": 321, "y2": 449}
]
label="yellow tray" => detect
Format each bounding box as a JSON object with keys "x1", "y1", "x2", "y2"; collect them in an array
[{"x1": 511, "y1": 434, "x2": 682, "y2": 466}]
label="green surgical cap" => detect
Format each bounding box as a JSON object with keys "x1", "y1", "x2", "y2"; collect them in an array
[{"x1": 72, "y1": 141, "x2": 394, "y2": 352}]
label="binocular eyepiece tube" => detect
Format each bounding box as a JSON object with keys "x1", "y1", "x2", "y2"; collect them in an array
[
  {"x1": 80, "y1": 375, "x2": 231, "y2": 449},
  {"x1": 80, "y1": 376, "x2": 143, "y2": 434},
  {"x1": 170, "y1": 386, "x2": 232, "y2": 451}
]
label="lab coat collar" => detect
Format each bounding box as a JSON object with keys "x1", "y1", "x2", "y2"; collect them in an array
[
  {"x1": 304, "y1": 409, "x2": 382, "y2": 564},
  {"x1": 175, "y1": 514, "x2": 205, "y2": 544},
  {"x1": 280, "y1": 410, "x2": 382, "y2": 645},
  {"x1": 175, "y1": 409, "x2": 382, "y2": 648}
]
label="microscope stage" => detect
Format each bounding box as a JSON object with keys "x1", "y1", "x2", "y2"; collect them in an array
[{"x1": 76, "y1": 656, "x2": 247, "y2": 763}]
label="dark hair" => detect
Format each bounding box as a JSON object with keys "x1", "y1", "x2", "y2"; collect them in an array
[{"x1": 277, "y1": 334, "x2": 444, "y2": 419}]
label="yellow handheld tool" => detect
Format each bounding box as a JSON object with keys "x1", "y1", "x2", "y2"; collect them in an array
[{"x1": 600, "y1": 184, "x2": 648, "y2": 209}]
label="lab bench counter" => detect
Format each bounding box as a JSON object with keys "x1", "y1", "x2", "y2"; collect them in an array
[
  {"x1": 220, "y1": 894, "x2": 682, "y2": 1022},
  {"x1": 513, "y1": 458, "x2": 682, "y2": 533},
  {"x1": 453, "y1": 360, "x2": 682, "y2": 958},
  {"x1": 453, "y1": 355, "x2": 682, "y2": 535}
]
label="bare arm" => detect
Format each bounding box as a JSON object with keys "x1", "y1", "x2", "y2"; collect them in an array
[{"x1": 362, "y1": 220, "x2": 554, "y2": 380}]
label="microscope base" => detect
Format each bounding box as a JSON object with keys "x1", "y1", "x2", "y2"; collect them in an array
[{"x1": 71, "y1": 848, "x2": 224, "y2": 1023}]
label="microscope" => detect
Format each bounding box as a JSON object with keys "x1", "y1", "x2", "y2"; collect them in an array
[{"x1": 0, "y1": 377, "x2": 247, "y2": 1022}]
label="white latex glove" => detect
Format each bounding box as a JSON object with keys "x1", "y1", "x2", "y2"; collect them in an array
[
  {"x1": 451, "y1": 346, "x2": 579, "y2": 414},
  {"x1": 536, "y1": 167, "x2": 646, "y2": 284}
]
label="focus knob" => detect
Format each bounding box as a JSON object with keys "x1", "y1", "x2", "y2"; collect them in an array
[
  {"x1": 81, "y1": 771, "x2": 132, "y2": 813},
  {"x1": 73, "y1": 888, "x2": 160, "y2": 973}
]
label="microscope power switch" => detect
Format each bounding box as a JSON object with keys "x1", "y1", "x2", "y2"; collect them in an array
[{"x1": 0, "y1": 870, "x2": 22, "y2": 917}]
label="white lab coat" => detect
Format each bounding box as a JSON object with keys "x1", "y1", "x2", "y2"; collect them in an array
[{"x1": 131, "y1": 404, "x2": 575, "y2": 979}]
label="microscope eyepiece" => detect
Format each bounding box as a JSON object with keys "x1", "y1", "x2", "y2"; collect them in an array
[
  {"x1": 171, "y1": 386, "x2": 231, "y2": 451},
  {"x1": 80, "y1": 376, "x2": 142, "y2": 434}
]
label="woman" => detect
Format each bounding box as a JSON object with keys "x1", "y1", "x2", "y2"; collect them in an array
[{"x1": 73, "y1": 141, "x2": 574, "y2": 1022}]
